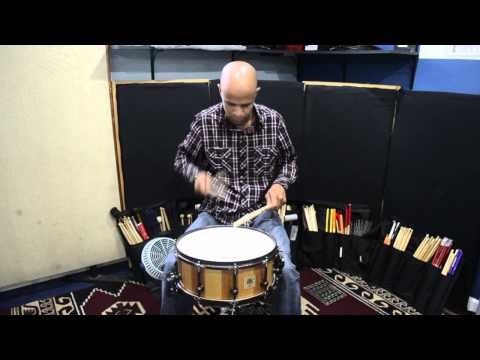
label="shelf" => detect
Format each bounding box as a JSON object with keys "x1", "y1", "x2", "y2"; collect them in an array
[{"x1": 110, "y1": 46, "x2": 418, "y2": 57}]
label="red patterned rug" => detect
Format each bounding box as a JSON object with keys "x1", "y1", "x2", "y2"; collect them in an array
[
  {"x1": 0, "y1": 281, "x2": 160, "y2": 315},
  {"x1": 0, "y1": 270, "x2": 422, "y2": 315}
]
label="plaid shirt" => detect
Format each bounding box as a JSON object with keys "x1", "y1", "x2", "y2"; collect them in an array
[{"x1": 174, "y1": 103, "x2": 298, "y2": 225}]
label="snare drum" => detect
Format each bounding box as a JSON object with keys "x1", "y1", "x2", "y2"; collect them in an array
[{"x1": 173, "y1": 225, "x2": 282, "y2": 305}]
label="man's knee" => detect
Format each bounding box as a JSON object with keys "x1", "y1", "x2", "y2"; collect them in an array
[{"x1": 185, "y1": 212, "x2": 218, "y2": 232}]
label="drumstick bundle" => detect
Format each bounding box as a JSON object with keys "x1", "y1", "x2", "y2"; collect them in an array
[
  {"x1": 302, "y1": 203, "x2": 369, "y2": 236},
  {"x1": 384, "y1": 221, "x2": 413, "y2": 250},
  {"x1": 413, "y1": 234, "x2": 441, "y2": 262},
  {"x1": 117, "y1": 215, "x2": 143, "y2": 245},
  {"x1": 303, "y1": 205, "x2": 318, "y2": 232},
  {"x1": 352, "y1": 219, "x2": 373, "y2": 237},
  {"x1": 112, "y1": 204, "x2": 182, "y2": 248},
  {"x1": 324, "y1": 204, "x2": 353, "y2": 235},
  {"x1": 392, "y1": 227, "x2": 414, "y2": 252}
]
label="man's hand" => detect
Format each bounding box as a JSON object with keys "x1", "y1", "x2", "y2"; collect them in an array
[
  {"x1": 194, "y1": 171, "x2": 213, "y2": 197},
  {"x1": 265, "y1": 184, "x2": 287, "y2": 209}
]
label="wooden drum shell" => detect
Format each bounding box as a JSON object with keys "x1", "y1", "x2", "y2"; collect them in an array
[{"x1": 177, "y1": 256, "x2": 275, "y2": 302}]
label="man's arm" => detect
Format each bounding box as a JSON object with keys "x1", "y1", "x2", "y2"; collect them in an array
[
  {"x1": 173, "y1": 116, "x2": 204, "y2": 184},
  {"x1": 272, "y1": 116, "x2": 298, "y2": 191},
  {"x1": 173, "y1": 116, "x2": 215, "y2": 197}
]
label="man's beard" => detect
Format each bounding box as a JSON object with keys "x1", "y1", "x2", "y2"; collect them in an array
[{"x1": 227, "y1": 113, "x2": 251, "y2": 128}]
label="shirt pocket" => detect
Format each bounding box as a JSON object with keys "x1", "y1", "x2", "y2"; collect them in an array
[
  {"x1": 206, "y1": 147, "x2": 233, "y2": 174},
  {"x1": 254, "y1": 146, "x2": 278, "y2": 176}
]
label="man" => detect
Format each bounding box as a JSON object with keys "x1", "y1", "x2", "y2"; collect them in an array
[{"x1": 161, "y1": 61, "x2": 300, "y2": 315}]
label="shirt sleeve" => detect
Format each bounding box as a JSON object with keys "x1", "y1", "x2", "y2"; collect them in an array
[
  {"x1": 273, "y1": 115, "x2": 298, "y2": 191},
  {"x1": 173, "y1": 116, "x2": 204, "y2": 183}
]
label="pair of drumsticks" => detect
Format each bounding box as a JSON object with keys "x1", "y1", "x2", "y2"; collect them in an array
[
  {"x1": 179, "y1": 213, "x2": 193, "y2": 226},
  {"x1": 157, "y1": 207, "x2": 171, "y2": 232}
]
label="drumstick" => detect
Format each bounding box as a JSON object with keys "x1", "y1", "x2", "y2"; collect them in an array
[
  {"x1": 233, "y1": 204, "x2": 276, "y2": 227},
  {"x1": 400, "y1": 228, "x2": 412, "y2": 251},
  {"x1": 425, "y1": 237, "x2": 441, "y2": 263},
  {"x1": 414, "y1": 234, "x2": 429, "y2": 259},
  {"x1": 331, "y1": 208, "x2": 335, "y2": 233},
  {"x1": 419, "y1": 236, "x2": 433, "y2": 261},
  {"x1": 419, "y1": 235, "x2": 434, "y2": 261},
  {"x1": 325, "y1": 208, "x2": 329, "y2": 233},
  {"x1": 278, "y1": 204, "x2": 286, "y2": 224},
  {"x1": 125, "y1": 217, "x2": 143, "y2": 244},
  {"x1": 304, "y1": 206, "x2": 313, "y2": 231},
  {"x1": 311, "y1": 205, "x2": 318, "y2": 232},
  {"x1": 118, "y1": 222, "x2": 134, "y2": 245},
  {"x1": 121, "y1": 218, "x2": 138, "y2": 244},
  {"x1": 160, "y1": 207, "x2": 171, "y2": 232},
  {"x1": 164, "y1": 208, "x2": 172, "y2": 231},
  {"x1": 441, "y1": 249, "x2": 456, "y2": 276},
  {"x1": 401, "y1": 228, "x2": 413, "y2": 251},
  {"x1": 394, "y1": 227, "x2": 403, "y2": 250},
  {"x1": 384, "y1": 221, "x2": 396, "y2": 246},
  {"x1": 120, "y1": 218, "x2": 134, "y2": 243},
  {"x1": 393, "y1": 227, "x2": 404, "y2": 250},
  {"x1": 302, "y1": 206, "x2": 309, "y2": 231},
  {"x1": 157, "y1": 216, "x2": 164, "y2": 232}
]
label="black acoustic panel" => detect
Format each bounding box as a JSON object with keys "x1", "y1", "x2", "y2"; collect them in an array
[
  {"x1": 383, "y1": 90, "x2": 480, "y2": 311},
  {"x1": 297, "y1": 55, "x2": 345, "y2": 82},
  {"x1": 303, "y1": 85, "x2": 397, "y2": 217},
  {"x1": 116, "y1": 83, "x2": 210, "y2": 208},
  {"x1": 211, "y1": 80, "x2": 305, "y2": 200}
]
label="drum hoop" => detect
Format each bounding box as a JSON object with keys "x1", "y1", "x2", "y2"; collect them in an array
[
  {"x1": 176, "y1": 251, "x2": 278, "y2": 269},
  {"x1": 176, "y1": 225, "x2": 278, "y2": 267}
]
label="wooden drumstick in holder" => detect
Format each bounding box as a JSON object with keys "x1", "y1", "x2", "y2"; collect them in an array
[
  {"x1": 233, "y1": 205, "x2": 276, "y2": 227},
  {"x1": 161, "y1": 207, "x2": 171, "y2": 232},
  {"x1": 125, "y1": 217, "x2": 143, "y2": 244},
  {"x1": 118, "y1": 222, "x2": 135, "y2": 245}
]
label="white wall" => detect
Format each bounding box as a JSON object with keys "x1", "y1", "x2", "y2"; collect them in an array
[{"x1": 0, "y1": 45, "x2": 125, "y2": 289}]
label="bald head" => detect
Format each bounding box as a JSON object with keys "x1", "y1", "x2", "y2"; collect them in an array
[
  {"x1": 220, "y1": 61, "x2": 258, "y2": 96},
  {"x1": 218, "y1": 61, "x2": 260, "y2": 128}
]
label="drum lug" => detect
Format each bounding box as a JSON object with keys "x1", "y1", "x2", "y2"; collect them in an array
[
  {"x1": 261, "y1": 257, "x2": 269, "y2": 289},
  {"x1": 231, "y1": 263, "x2": 239, "y2": 300},
  {"x1": 273, "y1": 254, "x2": 284, "y2": 277},
  {"x1": 196, "y1": 261, "x2": 204, "y2": 297},
  {"x1": 264, "y1": 286, "x2": 273, "y2": 300},
  {"x1": 167, "y1": 271, "x2": 181, "y2": 294}
]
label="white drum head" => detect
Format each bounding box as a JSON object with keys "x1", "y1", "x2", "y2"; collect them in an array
[{"x1": 176, "y1": 226, "x2": 276, "y2": 263}]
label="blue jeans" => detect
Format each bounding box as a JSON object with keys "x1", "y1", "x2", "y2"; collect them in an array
[{"x1": 160, "y1": 210, "x2": 301, "y2": 315}]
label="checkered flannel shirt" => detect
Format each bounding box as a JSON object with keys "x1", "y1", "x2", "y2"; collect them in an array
[{"x1": 174, "y1": 103, "x2": 298, "y2": 224}]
